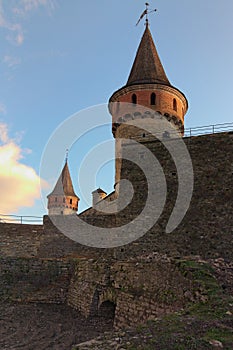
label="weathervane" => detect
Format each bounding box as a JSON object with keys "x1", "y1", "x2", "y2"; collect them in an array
[
  {"x1": 65, "y1": 149, "x2": 69, "y2": 163},
  {"x1": 136, "y1": 2, "x2": 157, "y2": 26}
]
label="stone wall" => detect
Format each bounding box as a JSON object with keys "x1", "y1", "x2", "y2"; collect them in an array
[
  {"x1": 0, "y1": 257, "x2": 73, "y2": 303},
  {"x1": 0, "y1": 223, "x2": 43, "y2": 258},
  {"x1": 37, "y1": 216, "x2": 115, "y2": 259},
  {"x1": 67, "y1": 255, "x2": 197, "y2": 329},
  {"x1": 0, "y1": 133, "x2": 232, "y2": 261},
  {"x1": 0, "y1": 132, "x2": 232, "y2": 331},
  {"x1": 113, "y1": 132, "x2": 233, "y2": 260},
  {"x1": 0, "y1": 218, "x2": 113, "y2": 260}
]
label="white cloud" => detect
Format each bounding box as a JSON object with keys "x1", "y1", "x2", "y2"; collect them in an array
[
  {"x1": 0, "y1": 122, "x2": 47, "y2": 214},
  {"x1": 0, "y1": 123, "x2": 9, "y2": 142},
  {"x1": 20, "y1": 0, "x2": 56, "y2": 14},
  {"x1": 0, "y1": 0, "x2": 56, "y2": 46},
  {"x1": 3, "y1": 55, "x2": 21, "y2": 67},
  {"x1": 0, "y1": 0, "x2": 24, "y2": 45},
  {"x1": 0, "y1": 0, "x2": 7, "y2": 27},
  {"x1": 0, "y1": 103, "x2": 6, "y2": 115},
  {"x1": 15, "y1": 32, "x2": 24, "y2": 45}
]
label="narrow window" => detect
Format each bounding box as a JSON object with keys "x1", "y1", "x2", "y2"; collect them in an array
[
  {"x1": 173, "y1": 98, "x2": 177, "y2": 111},
  {"x1": 55, "y1": 197, "x2": 57, "y2": 202},
  {"x1": 151, "y1": 93, "x2": 156, "y2": 105},
  {"x1": 132, "y1": 94, "x2": 137, "y2": 105},
  {"x1": 70, "y1": 198, "x2": 72, "y2": 204}
]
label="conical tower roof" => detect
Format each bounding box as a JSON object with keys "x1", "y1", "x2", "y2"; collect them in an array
[
  {"x1": 127, "y1": 24, "x2": 170, "y2": 86},
  {"x1": 47, "y1": 161, "x2": 78, "y2": 198}
]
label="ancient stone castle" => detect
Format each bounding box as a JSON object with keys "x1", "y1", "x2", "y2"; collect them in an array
[{"x1": 1, "y1": 20, "x2": 233, "y2": 335}]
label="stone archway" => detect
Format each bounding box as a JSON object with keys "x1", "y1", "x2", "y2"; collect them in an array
[{"x1": 98, "y1": 300, "x2": 116, "y2": 323}]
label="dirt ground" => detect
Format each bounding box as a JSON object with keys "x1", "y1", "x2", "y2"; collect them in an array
[{"x1": 0, "y1": 302, "x2": 113, "y2": 350}]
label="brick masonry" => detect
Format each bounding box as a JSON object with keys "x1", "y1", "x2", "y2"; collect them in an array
[{"x1": 0, "y1": 132, "x2": 232, "y2": 329}]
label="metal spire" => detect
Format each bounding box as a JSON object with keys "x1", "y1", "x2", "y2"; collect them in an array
[
  {"x1": 136, "y1": 2, "x2": 157, "y2": 27},
  {"x1": 65, "y1": 149, "x2": 69, "y2": 163}
]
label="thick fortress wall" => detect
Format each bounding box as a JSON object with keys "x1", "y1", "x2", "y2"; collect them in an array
[
  {"x1": 0, "y1": 132, "x2": 232, "y2": 261},
  {"x1": 0, "y1": 132, "x2": 232, "y2": 329}
]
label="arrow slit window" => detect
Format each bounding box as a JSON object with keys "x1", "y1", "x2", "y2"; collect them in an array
[
  {"x1": 173, "y1": 98, "x2": 177, "y2": 111},
  {"x1": 132, "y1": 94, "x2": 137, "y2": 104},
  {"x1": 151, "y1": 93, "x2": 156, "y2": 105}
]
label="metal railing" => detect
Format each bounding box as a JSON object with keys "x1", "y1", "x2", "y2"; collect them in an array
[
  {"x1": 184, "y1": 122, "x2": 233, "y2": 137},
  {"x1": 125, "y1": 121, "x2": 233, "y2": 141},
  {"x1": 0, "y1": 122, "x2": 232, "y2": 226},
  {"x1": 0, "y1": 214, "x2": 43, "y2": 225}
]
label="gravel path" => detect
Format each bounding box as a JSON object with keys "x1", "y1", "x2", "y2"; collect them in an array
[{"x1": 0, "y1": 303, "x2": 113, "y2": 350}]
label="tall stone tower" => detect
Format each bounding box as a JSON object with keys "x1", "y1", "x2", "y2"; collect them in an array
[
  {"x1": 47, "y1": 160, "x2": 79, "y2": 215},
  {"x1": 109, "y1": 22, "x2": 188, "y2": 185}
]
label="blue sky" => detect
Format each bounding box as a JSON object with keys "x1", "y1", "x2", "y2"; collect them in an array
[{"x1": 0, "y1": 0, "x2": 233, "y2": 218}]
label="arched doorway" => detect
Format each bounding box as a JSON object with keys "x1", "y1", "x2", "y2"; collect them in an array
[{"x1": 98, "y1": 300, "x2": 116, "y2": 323}]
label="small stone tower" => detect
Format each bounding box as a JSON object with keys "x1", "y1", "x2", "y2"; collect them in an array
[
  {"x1": 47, "y1": 160, "x2": 79, "y2": 215},
  {"x1": 92, "y1": 188, "x2": 107, "y2": 208},
  {"x1": 109, "y1": 22, "x2": 188, "y2": 184}
]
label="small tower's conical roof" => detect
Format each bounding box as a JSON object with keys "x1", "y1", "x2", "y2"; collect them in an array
[
  {"x1": 47, "y1": 161, "x2": 78, "y2": 198},
  {"x1": 127, "y1": 24, "x2": 170, "y2": 86}
]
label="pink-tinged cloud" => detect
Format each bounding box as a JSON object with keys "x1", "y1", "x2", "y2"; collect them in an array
[
  {"x1": 0, "y1": 123, "x2": 47, "y2": 214},
  {"x1": 15, "y1": 32, "x2": 24, "y2": 45}
]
